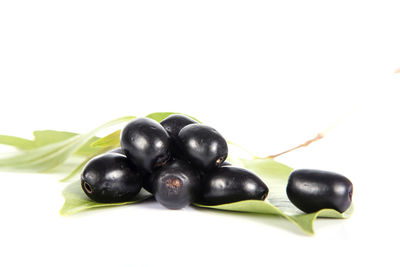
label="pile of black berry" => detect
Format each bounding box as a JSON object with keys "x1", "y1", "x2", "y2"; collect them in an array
[{"x1": 81, "y1": 114, "x2": 353, "y2": 213}]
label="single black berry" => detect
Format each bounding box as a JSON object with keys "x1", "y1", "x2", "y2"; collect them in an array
[
  {"x1": 152, "y1": 159, "x2": 201, "y2": 209},
  {"x1": 199, "y1": 166, "x2": 268, "y2": 205},
  {"x1": 120, "y1": 118, "x2": 171, "y2": 173},
  {"x1": 81, "y1": 153, "x2": 143, "y2": 203},
  {"x1": 178, "y1": 124, "x2": 228, "y2": 170},
  {"x1": 286, "y1": 169, "x2": 353, "y2": 213}
]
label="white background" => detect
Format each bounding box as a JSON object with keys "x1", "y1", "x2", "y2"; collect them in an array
[{"x1": 1, "y1": 1, "x2": 399, "y2": 266}]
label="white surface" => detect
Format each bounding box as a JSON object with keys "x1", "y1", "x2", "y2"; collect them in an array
[{"x1": 0, "y1": 1, "x2": 399, "y2": 266}]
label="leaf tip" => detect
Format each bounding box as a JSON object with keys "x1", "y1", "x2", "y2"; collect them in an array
[{"x1": 59, "y1": 207, "x2": 69, "y2": 216}]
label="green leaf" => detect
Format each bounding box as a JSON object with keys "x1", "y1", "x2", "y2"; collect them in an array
[
  {"x1": 146, "y1": 112, "x2": 201, "y2": 123},
  {"x1": 0, "y1": 130, "x2": 79, "y2": 150},
  {"x1": 0, "y1": 116, "x2": 135, "y2": 173},
  {"x1": 32, "y1": 130, "x2": 78, "y2": 147},
  {"x1": 74, "y1": 137, "x2": 102, "y2": 157},
  {"x1": 60, "y1": 180, "x2": 152, "y2": 216},
  {"x1": 0, "y1": 130, "x2": 100, "y2": 157},
  {"x1": 195, "y1": 201, "x2": 353, "y2": 236},
  {"x1": 194, "y1": 158, "x2": 353, "y2": 235},
  {"x1": 31, "y1": 131, "x2": 103, "y2": 157},
  {"x1": 90, "y1": 130, "x2": 121, "y2": 148},
  {"x1": 0, "y1": 135, "x2": 36, "y2": 149}
]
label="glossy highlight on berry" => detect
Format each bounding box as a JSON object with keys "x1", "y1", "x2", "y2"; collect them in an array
[
  {"x1": 199, "y1": 166, "x2": 269, "y2": 205},
  {"x1": 81, "y1": 153, "x2": 143, "y2": 203},
  {"x1": 121, "y1": 117, "x2": 171, "y2": 173},
  {"x1": 178, "y1": 124, "x2": 228, "y2": 171}
]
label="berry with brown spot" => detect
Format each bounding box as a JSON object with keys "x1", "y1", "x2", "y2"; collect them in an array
[{"x1": 152, "y1": 159, "x2": 201, "y2": 209}]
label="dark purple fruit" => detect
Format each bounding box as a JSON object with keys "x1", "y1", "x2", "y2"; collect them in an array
[
  {"x1": 160, "y1": 114, "x2": 199, "y2": 159},
  {"x1": 152, "y1": 159, "x2": 201, "y2": 209},
  {"x1": 160, "y1": 114, "x2": 198, "y2": 140},
  {"x1": 199, "y1": 166, "x2": 268, "y2": 205},
  {"x1": 178, "y1": 124, "x2": 228, "y2": 170},
  {"x1": 121, "y1": 118, "x2": 171, "y2": 173},
  {"x1": 286, "y1": 169, "x2": 353, "y2": 213},
  {"x1": 81, "y1": 153, "x2": 142, "y2": 203}
]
